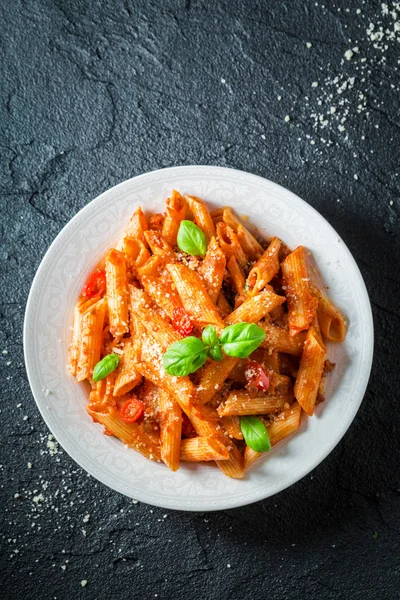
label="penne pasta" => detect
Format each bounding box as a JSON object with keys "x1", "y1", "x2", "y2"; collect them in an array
[
  {"x1": 196, "y1": 356, "x2": 239, "y2": 405},
  {"x1": 281, "y1": 246, "x2": 318, "y2": 336},
  {"x1": 143, "y1": 230, "x2": 175, "y2": 261},
  {"x1": 137, "y1": 331, "x2": 195, "y2": 411},
  {"x1": 225, "y1": 290, "x2": 285, "y2": 324},
  {"x1": 244, "y1": 402, "x2": 302, "y2": 469},
  {"x1": 221, "y1": 416, "x2": 244, "y2": 440},
  {"x1": 216, "y1": 222, "x2": 247, "y2": 267},
  {"x1": 124, "y1": 207, "x2": 148, "y2": 244},
  {"x1": 124, "y1": 237, "x2": 150, "y2": 271},
  {"x1": 294, "y1": 327, "x2": 326, "y2": 416},
  {"x1": 162, "y1": 190, "x2": 187, "y2": 246},
  {"x1": 180, "y1": 436, "x2": 229, "y2": 461},
  {"x1": 113, "y1": 339, "x2": 142, "y2": 397},
  {"x1": 227, "y1": 255, "x2": 246, "y2": 295},
  {"x1": 246, "y1": 237, "x2": 281, "y2": 294},
  {"x1": 167, "y1": 263, "x2": 225, "y2": 329},
  {"x1": 87, "y1": 405, "x2": 161, "y2": 461},
  {"x1": 140, "y1": 273, "x2": 184, "y2": 319},
  {"x1": 68, "y1": 295, "x2": 101, "y2": 376},
  {"x1": 260, "y1": 318, "x2": 306, "y2": 355},
  {"x1": 216, "y1": 292, "x2": 232, "y2": 319},
  {"x1": 217, "y1": 390, "x2": 291, "y2": 417},
  {"x1": 185, "y1": 195, "x2": 215, "y2": 243},
  {"x1": 198, "y1": 236, "x2": 226, "y2": 303},
  {"x1": 129, "y1": 285, "x2": 181, "y2": 351},
  {"x1": 310, "y1": 284, "x2": 347, "y2": 342},
  {"x1": 105, "y1": 249, "x2": 129, "y2": 338},
  {"x1": 76, "y1": 298, "x2": 107, "y2": 382},
  {"x1": 222, "y1": 207, "x2": 263, "y2": 260},
  {"x1": 159, "y1": 389, "x2": 182, "y2": 471},
  {"x1": 216, "y1": 441, "x2": 245, "y2": 479}
]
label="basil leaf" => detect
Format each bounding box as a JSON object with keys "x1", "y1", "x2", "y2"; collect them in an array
[
  {"x1": 208, "y1": 345, "x2": 223, "y2": 361},
  {"x1": 93, "y1": 353, "x2": 120, "y2": 382},
  {"x1": 177, "y1": 220, "x2": 207, "y2": 256},
  {"x1": 163, "y1": 337, "x2": 207, "y2": 376},
  {"x1": 241, "y1": 416, "x2": 271, "y2": 453},
  {"x1": 202, "y1": 325, "x2": 219, "y2": 347},
  {"x1": 220, "y1": 322, "x2": 266, "y2": 358}
]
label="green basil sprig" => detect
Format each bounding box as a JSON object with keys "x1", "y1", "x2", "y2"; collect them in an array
[
  {"x1": 220, "y1": 323, "x2": 266, "y2": 358},
  {"x1": 163, "y1": 322, "x2": 266, "y2": 376},
  {"x1": 162, "y1": 337, "x2": 208, "y2": 376},
  {"x1": 240, "y1": 416, "x2": 271, "y2": 453},
  {"x1": 177, "y1": 220, "x2": 207, "y2": 256},
  {"x1": 93, "y1": 353, "x2": 120, "y2": 382}
]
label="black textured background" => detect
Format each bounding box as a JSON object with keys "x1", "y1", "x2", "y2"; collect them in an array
[{"x1": 1, "y1": 1, "x2": 399, "y2": 599}]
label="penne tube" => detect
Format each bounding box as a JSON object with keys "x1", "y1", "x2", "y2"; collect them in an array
[
  {"x1": 216, "y1": 222, "x2": 247, "y2": 267},
  {"x1": 105, "y1": 249, "x2": 129, "y2": 337},
  {"x1": 260, "y1": 319, "x2": 306, "y2": 355},
  {"x1": 87, "y1": 405, "x2": 161, "y2": 461},
  {"x1": 143, "y1": 230, "x2": 175, "y2": 261},
  {"x1": 185, "y1": 195, "x2": 216, "y2": 243},
  {"x1": 92, "y1": 372, "x2": 116, "y2": 407},
  {"x1": 310, "y1": 284, "x2": 347, "y2": 342},
  {"x1": 196, "y1": 356, "x2": 239, "y2": 405},
  {"x1": 124, "y1": 207, "x2": 148, "y2": 244},
  {"x1": 267, "y1": 401, "x2": 302, "y2": 445},
  {"x1": 76, "y1": 298, "x2": 107, "y2": 382},
  {"x1": 198, "y1": 236, "x2": 226, "y2": 303},
  {"x1": 140, "y1": 273, "x2": 184, "y2": 319},
  {"x1": 221, "y1": 416, "x2": 243, "y2": 440},
  {"x1": 246, "y1": 237, "x2": 281, "y2": 294},
  {"x1": 162, "y1": 190, "x2": 187, "y2": 246},
  {"x1": 129, "y1": 285, "x2": 181, "y2": 351},
  {"x1": 217, "y1": 390, "x2": 291, "y2": 417},
  {"x1": 167, "y1": 263, "x2": 225, "y2": 329},
  {"x1": 159, "y1": 389, "x2": 182, "y2": 471},
  {"x1": 216, "y1": 292, "x2": 232, "y2": 319},
  {"x1": 180, "y1": 436, "x2": 229, "y2": 462},
  {"x1": 148, "y1": 213, "x2": 165, "y2": 232},
  {"x1": 68, "y1": 295, "x2": 101, "y2": 376},
  {"x1": 137, "y1": 331, "x2": 195, "y2": 411},
  {"x1": 216, "y1": 442, "x2": 245, "y2": 479},
  {"x1": 113, "y1": 339, "x2": 142, "y2": 397},
  {"x1": 281, "y1": 246, "x2": 318, "y2": 336},
  {"x1": 188, "y1": 403, "x2": 222, "y2": 438},
  {"x1": 294, "y1": 327, "x2": 326, "y2": 416},
  {"x1": 244, "y1": 402, "x2": 302, "y2": 469},
  {"x1": 225, "y1": 290, "x2": 285, "y2": 324},
  {"x1": 222, "y1": 207, "x2": 263, "y2": 260},
  {"x1": 137, "y1": 255, "x2": 165, "y2": 279},
  {"x1": 227, "y1": 255, "x2": 246, "y2": 295},
  {"x1": 124, "y1": 237, "x2": 150, "y2": 271}
]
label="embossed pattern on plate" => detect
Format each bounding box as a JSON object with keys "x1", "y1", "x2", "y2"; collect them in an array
[{"x1": 24, "y1": 166, "x2": 373, "y2": 511}]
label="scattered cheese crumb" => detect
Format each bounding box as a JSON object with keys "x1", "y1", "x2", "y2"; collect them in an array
[
  {"x1": 306, "y1": 42, "x2": 312, "y2": 48},
  {"x1": 83, "y1": 514, "x2": 90, "y2": 523},
  {"x1": 311, "y1": 81, "x2": 318, "y2": 88},
  {"x1": 344, "y1": 49, "x2": 354, "y2": 60},
  {"x1": 81, "y1": 580, "x2": 88, "y2": 587},
  {"x1": 284, "y1": 115, "x2": 290, "y2": 122},
  {"x1": 27, "y1": 462, "x2": 32, "y2": 469}
]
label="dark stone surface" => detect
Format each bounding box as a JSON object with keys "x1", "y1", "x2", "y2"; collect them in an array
[{"x1": 1, "y1": 0, "x2": 399, "y2": 598}]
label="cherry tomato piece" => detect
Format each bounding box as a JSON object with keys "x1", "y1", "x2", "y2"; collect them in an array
[
  {"x1": 120, "y1": 397, "x2": 145, "y2": 423},
  {"x1": 244, "y1": 360, "x2": 270, "y2": 392},
  {"x1": 172, "y1": 307, "x2": 193, "y2": 337},
  {"x1": 82, "y1": 269, "x2": 106, "y2": 299}
]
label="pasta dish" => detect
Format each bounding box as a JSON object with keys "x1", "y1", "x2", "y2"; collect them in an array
[{"x1": 68, "y1": 191, "x2": 347, "y2": 478}]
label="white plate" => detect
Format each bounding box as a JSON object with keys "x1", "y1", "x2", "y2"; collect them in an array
[{"x1": 24, "y1": 166, "x2": 373, "y2": 511}]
